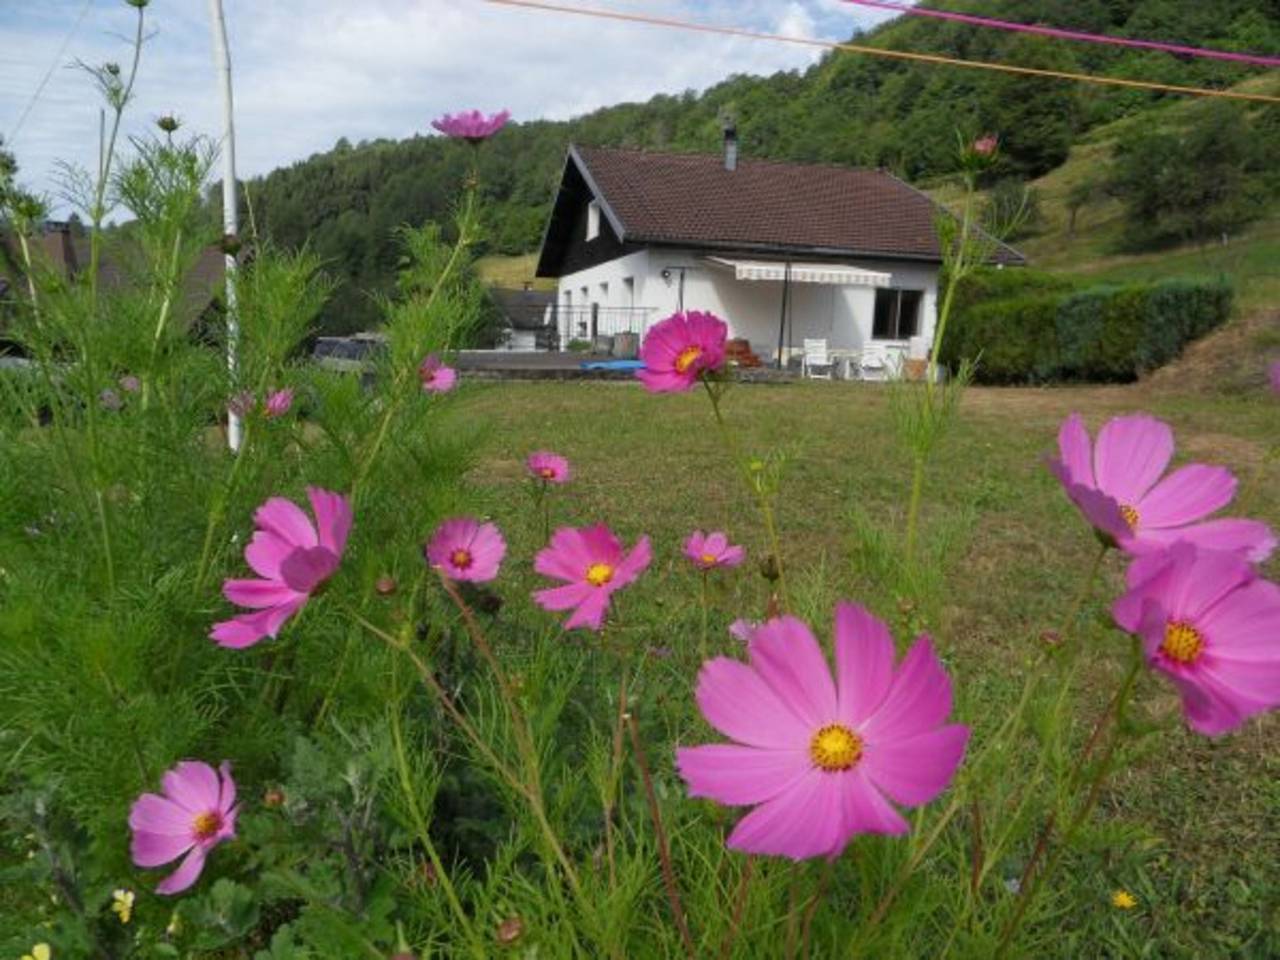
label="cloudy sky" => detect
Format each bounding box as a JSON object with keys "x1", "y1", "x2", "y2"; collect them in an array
[{"x1": 1, "y1": 1, "x2": 906, "y2": 210}]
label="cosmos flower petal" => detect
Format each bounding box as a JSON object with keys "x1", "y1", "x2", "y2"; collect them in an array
[
  {"x1": 748, "y1": 616, "x2": 838, "y2": 727},
  {"x1": 614, "y1": 535, "x2": 653, "y2": 585},
  {"x1": 532, "y1": 581, "x2": 594, "y2": 612},
  {"x1": 833, "y1": 602, "x2": 896, "y2": 726},
  {"x1": 861, "y1": 637, "x2": 952, "y2": 741},
  {"x1": 244, "y1": 530, "x2": 292, "y2": 580},
  {"x1": 223, "y1": 578, "x2": 299, "y2": 609},
  {"x1": 694, "y1": 656, "x2": 813, "y2": 748},
  {"x1": 861, "y1": 725, "x2": 970, "y2": 806},
  {"x1": 129, "y1": 794, "x2": 196, "y2": 835},
  {"x1": 562, "y1": 589, "x2": 611, "y2": 631},
  {"x1": 1129, "y1": 518, "x2": 1276, "y2": 564},
  {"x1": 675, "y1": 744, "x2": 811, "y2": 806},
  {"x1": 1093, "y1": 415, "x2": 1174, "y2": 503},
  {"x1": 155, "y1": 845, "x2": 208, "y2": 896},
  {"x1": 131, "y1": 830, "x2": 194, "y2": 868},
  {"x1": 726, "y1": 770, "x2": 847, "y2": 860},
  {"x1": 218, "y1": 762, "x2": 237, "y2": 815},
  {"x1": 1135, "y1": 464, "x2": 1236, "y2": 528},
  {"x1": 254, "y1": 497, "x2": 319, "y2": 549},
  {"x1": 308, "y1": 487, "x2": 353, "y2": 556},
  {"x1": 1055, "y1": 413, "x2": 1094, "y2": 486},
  {"x1": 1196, "y1": 578, "x2": 1280, "y2": 658},
  {"x1": 841, "y1": 768, "x2": 910, "y2": 835},
  {"x1": 162, "y1": 762, "x2": 222, "y2": 813}
]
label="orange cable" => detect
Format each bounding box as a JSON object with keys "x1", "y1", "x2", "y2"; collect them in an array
[{"x1": 480, "y1": 0, "x2": 1280, "y2": 105}]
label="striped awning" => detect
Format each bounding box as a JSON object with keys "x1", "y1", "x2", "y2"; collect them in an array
[{"x1": 706, "y1": 257, "x2": 891, "y2": 287}]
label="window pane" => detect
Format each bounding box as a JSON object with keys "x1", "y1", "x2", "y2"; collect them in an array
[
  {"x1": 873, "y1": 288, "x2": 893, "y2": 339},
  {"x1": 899, "y1": 290, "x2": 922, "y2": 339}
]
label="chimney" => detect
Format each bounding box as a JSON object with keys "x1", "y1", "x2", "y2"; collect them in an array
[{"x1": 723, "y1": 123, "x2": 738, "y2": 172}]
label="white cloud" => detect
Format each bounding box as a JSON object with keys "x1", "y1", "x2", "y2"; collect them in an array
[{"x1": 1, "y1": 0, "x2": 906, "y2": 212}]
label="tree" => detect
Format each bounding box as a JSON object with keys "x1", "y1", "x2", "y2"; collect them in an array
[{"x1": 1109, "y1": 101, "x2": 1270, "y2": 249}]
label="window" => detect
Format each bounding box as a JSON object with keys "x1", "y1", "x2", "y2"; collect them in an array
[
  {"x1": 623, "y1": 276, "x2": 634, "y2": 307},
  {"x1": 599, "y1": 281, "x2": 609, "y2": 304},
  {"x1": 872, "y1": 288, "x2": 923, "y2": 341},
  {"x1": 586, "y1": 200, "x2": 600, "y2": 241}
]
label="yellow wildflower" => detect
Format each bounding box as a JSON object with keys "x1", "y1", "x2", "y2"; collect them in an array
[
  {"x1": 111, "y1": 888, "x2": 135, "y2": 924},
  {"x1": 22, "y1": 944, "x2": 52, "y2": 960},
  {"x1": 1111, "y1": 889, "x2": 1138, "y2": 910}
]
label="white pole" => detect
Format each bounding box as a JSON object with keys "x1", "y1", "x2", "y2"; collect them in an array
[{"x1": 208, "y1": 0, "x2": 241, "y2": 451}]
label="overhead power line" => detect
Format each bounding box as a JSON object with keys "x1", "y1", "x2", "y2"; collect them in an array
[
  {"x1": 841, "y1": 0, "x2": 1280, "y2": 69},
  {"x1": 6, "y1": 0, "x2": 96, "y2": 145},
  {"x1": 480, "y1": 0, "x2": 1280, "y2": 105}
]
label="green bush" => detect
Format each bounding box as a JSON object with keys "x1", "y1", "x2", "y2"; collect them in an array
[
  {"x1": 944, "y1": 276, "x2": 1233, "y2": 384},
  {"x1": 947, "y1": 293, "x2": 1062, "y2": 384}
]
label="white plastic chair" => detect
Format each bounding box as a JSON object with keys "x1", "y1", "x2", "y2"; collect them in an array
[
  {"x1": 857, "y1": 343, "x2": 889, "y2": 381},
  {"x1": 801, "y1": 339, "x2": 834, "y2": 379}
]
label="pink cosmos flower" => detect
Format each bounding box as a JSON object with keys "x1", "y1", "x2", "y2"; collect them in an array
[
  {"x1": 685, "y1": 530, "x2": 746, "y2": 571},
  {"x1": 972, "y1": 134, "x2": 999, "y2": 157},
  {"x1": 676, "y1": 603, "x2": 969, "y2": 860},
  {"x1": 431, "y1": 109, "x2": 510, "y2": 143},
  {"x1": 129, "y1": 760, "x2": 237, "y2": 895},
  {"x1": 419, "y1": 354, "x2": 458, "y2": 394},
  {"x1": 1048, "y1": 413, "x2": 1275, "y2": 562},
  {"x1": 527, "y1": 451, "x2": 570, "y2": 484},
  {"x1": 636, "y1": 310, "x2": 729, "y2": 393},
  {"x1": 533, "y1": 523, "x2": 652, "y2": 631},
  {"x1": 425, "y1": 516, "x2": 506, "y2": 583},
  {"x1": 1113, "y1": 542, "x2": 1280, "y2": 736},
  {"x1": 264, "y1": 388, "x2": 293, "y2": 419},
  {"x1": 211, "y1": 487, "x2": 351, "y2": 649}
]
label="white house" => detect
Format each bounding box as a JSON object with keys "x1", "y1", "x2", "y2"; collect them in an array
[{"x1": 534, "y1": 132, "x2": 1023, "y2": 371}]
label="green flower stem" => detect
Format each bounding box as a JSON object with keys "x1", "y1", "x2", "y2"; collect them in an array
[
  {"x1": 855, "y1": 541, "x2": 1108, "y2": 944},
  {"x1": 996, "y1": 640, "x2": 1145, "y2": 957},
  {"x1": 698, "y1": 570, "x2": 711, "y2": 661},
  {"x1": 351, "y1": 169, "x2": 478, "y2": 504},
  {"x1": 89, "y1": 4, "x2": 144, "y2": 303},
  {"x1": 702, "y1": 376, "x2": 790, "y2": 610},
  {"x1": 387, "y1": 673, "x2": 486, "y2": 959},
  {"x1": 627, "y1": 711, "x2": 697, "y2": 959},
  {"x1": 905, "y1": 185, "x2": 973, "y2": 571}
]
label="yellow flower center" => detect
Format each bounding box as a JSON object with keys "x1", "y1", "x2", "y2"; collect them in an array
[
  {"x1": 809, "y1": 724, "x2": 863, "y2": 771},
  {"x1": 450, "y1": 548, "x2": 473, "y2": 569},
  {"x1": 700, "y1": 552, "x2": 718, "y2": 566},
  {"x1": 1120, "y1": 504, "x2": 1140, "y2": 531},
  {"x1": 585, "y1": 562, "x2": 615, "y2": 587},
  {"x1": 538, "y1": 467, "x2": 556, "y2": 479},
  {"x1": 1161, "y1": 621, "x2": 1203, "y2": 664},
  {"x1": 193, "y1": 812, "x2": 222, "y2": 840},
  {"x1": 674, "y1": 345, "x2": 702, "y2": 374}
]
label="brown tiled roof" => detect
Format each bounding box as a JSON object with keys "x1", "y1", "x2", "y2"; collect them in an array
[{"x1": 573, "y1": 145, "x2": 1023, "y2": 264}]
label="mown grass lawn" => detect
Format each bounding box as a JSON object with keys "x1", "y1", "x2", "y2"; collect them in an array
[{"x1": 460, "y1": 378, "x2": 1279, "y2": 957}]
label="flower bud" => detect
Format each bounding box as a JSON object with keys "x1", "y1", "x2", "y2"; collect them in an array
[{"x1": 376, "y1": 575, "x2": 397, "y2": 596}]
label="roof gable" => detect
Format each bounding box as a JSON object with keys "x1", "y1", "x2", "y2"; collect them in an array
[{"x1": 536, "y1": 145, "x2": 1023, "y2": 276}]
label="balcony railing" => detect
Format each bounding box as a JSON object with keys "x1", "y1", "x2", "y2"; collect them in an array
[{"x1": 555, "y1": 305, "x2": 658, "y2": 347}]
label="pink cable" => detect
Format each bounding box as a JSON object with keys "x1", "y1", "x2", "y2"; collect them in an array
[{"x1": 841, "y1": 0, "x2": 1280, "y2": 68}]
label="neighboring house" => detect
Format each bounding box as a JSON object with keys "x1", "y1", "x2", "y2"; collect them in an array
[
  {"x1": 0, "y1": 221, "x2": 234, "y2": 348},
  {"x1": 535, "y1": 132, "x2": 1023, "y2": 368},
  {"x1": 487, "y1": 284, "x2": 556, "y2": 351}
]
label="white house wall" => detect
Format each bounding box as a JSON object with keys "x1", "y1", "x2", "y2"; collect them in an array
[{"x1": 556, "y1": 248, "x2": 939, "y2": 360}]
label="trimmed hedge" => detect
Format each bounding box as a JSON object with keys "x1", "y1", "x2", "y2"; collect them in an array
[{"x1": 940, "y1": 275, "x2": 1233, "y2": 384}]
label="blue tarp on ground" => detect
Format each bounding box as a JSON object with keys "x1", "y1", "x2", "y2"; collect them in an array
[{"x1": 580, "y1": 359, "x2": 644, "y2": 371}]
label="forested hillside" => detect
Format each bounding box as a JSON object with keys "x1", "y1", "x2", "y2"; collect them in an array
[{"x1": 241, "y1": 0, "x2": 1280, "y2": 334}]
